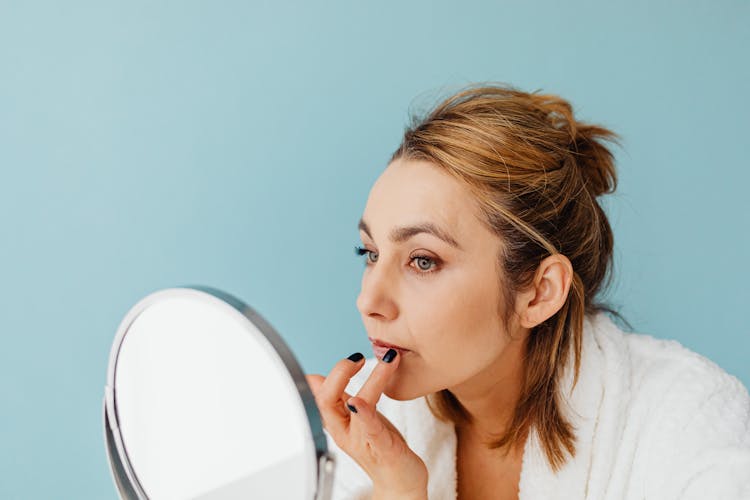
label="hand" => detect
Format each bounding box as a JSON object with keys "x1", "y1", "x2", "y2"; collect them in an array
[{"x1": 306, "y1": 350, "x2": 428, "y2": 498}]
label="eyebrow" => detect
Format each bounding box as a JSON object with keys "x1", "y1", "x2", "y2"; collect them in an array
[{"x1": 358, "y1": 217, "x2": 462, "y2": 250}]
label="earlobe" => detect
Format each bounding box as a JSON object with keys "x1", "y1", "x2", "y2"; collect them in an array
[{"x1": 517, "y1": 254, "x2": 573, "y2": 329}]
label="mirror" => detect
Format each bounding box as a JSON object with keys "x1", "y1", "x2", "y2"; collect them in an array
[{"x1": 103, "y1": 286, "x2": 335, "y2": 499}]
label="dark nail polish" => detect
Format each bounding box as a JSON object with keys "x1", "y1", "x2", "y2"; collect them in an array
[
  {"x1": 347, "y1": 352, "x2": 364, "y2": 362},
  {"x1": 347, "y1": 403, "x2": 358, "y2": 413},
  {"x1": 382, "y1": 348, "x2": 397, "y2": 363}
]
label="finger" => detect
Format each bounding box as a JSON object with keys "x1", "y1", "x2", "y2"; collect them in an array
[
  {"x1": 307, "y1": 374, "x2": 351, "y2": 432},
  {"x1": 305, "y1": 374, "x2": 326, "y2": 395},
  {"x1": 316, "y1": 354, "x2": 366, "y2": 407},
  {"x1": 356, "y1": 348, "x2": 401, "y2": 407},
  {"x1": 307, "y1": 373, "x2": 354, "y2": 415},
  {"x1": 345, "y1": 396, "x2": 395, "y2": 453},
  {"x1": 310, "y1": 354, "x2": 365, "y2": 435}
]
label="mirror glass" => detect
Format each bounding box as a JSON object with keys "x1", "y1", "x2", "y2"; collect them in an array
[{"x1": 103, "y1": 287, "x2": 333, "y2": 499}]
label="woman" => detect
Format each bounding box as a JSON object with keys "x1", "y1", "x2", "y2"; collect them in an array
[{"x1": 306, "y1": 84, "x2": 750, "y2": 500}]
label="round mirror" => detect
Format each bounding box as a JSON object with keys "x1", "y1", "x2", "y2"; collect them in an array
[{"x1": 102, "y1": 286, "x2": 335, "y2": 499}]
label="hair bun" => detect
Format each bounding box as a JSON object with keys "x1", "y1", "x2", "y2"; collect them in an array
[
  {"x1": 533, "y1": 92, "x2": 619, "y2": 198},
  {"x1": 571, "y1": 124, "x2": 619, "y2": 197}
]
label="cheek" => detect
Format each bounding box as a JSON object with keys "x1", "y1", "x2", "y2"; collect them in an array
[
  {"x1": 404, "y1": 275, "x2": 505, "y2": 375},
  {"x1": 416, "y1": 270, "x2": 499, "y2": 328}
]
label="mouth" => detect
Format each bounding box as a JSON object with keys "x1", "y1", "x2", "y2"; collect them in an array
[{"x1": 369, "y1": 337, "x2": 411, "y2": 359}]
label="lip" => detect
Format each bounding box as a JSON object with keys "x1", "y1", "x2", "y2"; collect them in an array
[
  {"x1": 369, "y1": 337, "x2": 411, "y2": 359},
  {"x1": 370, "y1": 342, "x2": 410, "y2": 360},
  {"x1": 368, "y1": 337, "x2": 410, "y2": 351}
]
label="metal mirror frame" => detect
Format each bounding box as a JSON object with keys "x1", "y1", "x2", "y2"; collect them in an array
[{"x1": 102, "y1": 285, "x2": 335, "y2": 500}]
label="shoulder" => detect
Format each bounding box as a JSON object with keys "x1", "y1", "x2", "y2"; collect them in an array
[
  {"x1": 624, "y1": 328, "x2": 750, "y2": 446},
  {"x1": 621, "y1": 323, "x2": 749, "y2": 414},
  {"x1": 590, "y1": 314, "x2": 750, "y2": 498},
  {"x1": 588, "y1": 312, "x2": 749, "y2": 410}
]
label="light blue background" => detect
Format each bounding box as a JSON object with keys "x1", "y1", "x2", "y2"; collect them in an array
[{"x1": 1, "y1": 1, "x2": 748, "y2": 498}]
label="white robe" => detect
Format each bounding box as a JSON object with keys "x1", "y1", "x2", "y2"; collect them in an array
[{"x1": 324, "y1": 312, "x2": 750, "y2": 499}]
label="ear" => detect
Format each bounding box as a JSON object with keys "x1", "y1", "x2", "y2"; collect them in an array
[{"x1": 515, "y1": 254, "x2": 573, "y2": 329}]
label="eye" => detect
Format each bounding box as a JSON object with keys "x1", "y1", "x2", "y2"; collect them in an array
[
  {"x1": 354, "y1": 246, "x2": 440, "y2": 275},
  {"x1": 354, "y1": 246, "x2": 378, "y2": 263},
  {"x1": 410, "y1": 254, "x2": 439, "y2": 274}
]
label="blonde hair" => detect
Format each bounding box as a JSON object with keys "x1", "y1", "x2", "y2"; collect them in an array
[{"x1": 390, "y1": 83, "x2": 619, "y2": 471}]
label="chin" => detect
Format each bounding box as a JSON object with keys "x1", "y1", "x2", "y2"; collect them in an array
[{"x1": 383, "y1": 380, "x2": 426, "y2": 402}]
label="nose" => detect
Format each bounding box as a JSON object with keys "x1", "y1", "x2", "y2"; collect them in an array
[{"x1": 355, "y1": 259, "x2": 399, "y2": 321}]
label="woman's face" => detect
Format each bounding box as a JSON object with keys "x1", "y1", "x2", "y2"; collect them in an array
[{"x1": 356, "y1": 157, "x2": 522, "y2": 401}]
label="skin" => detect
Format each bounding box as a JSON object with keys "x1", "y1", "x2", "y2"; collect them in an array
[{"x1": 306, "y1": 158, "x2": 572, "y2": 498}]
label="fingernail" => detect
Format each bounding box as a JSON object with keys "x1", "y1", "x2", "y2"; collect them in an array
[
  {"x1": 346, "y1": 403, "x2": 358, "y2": 413},
  {"x1": 382, "y1": 348, "x2": 397, "y2": 363},
  {"x1": 347, "y1": 352, "x2": 364, "y2": 362}
]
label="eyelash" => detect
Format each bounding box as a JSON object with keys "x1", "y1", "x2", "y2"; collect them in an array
[{"x1": 354, "y1": 245, "x2": 440, "y2": 276}]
